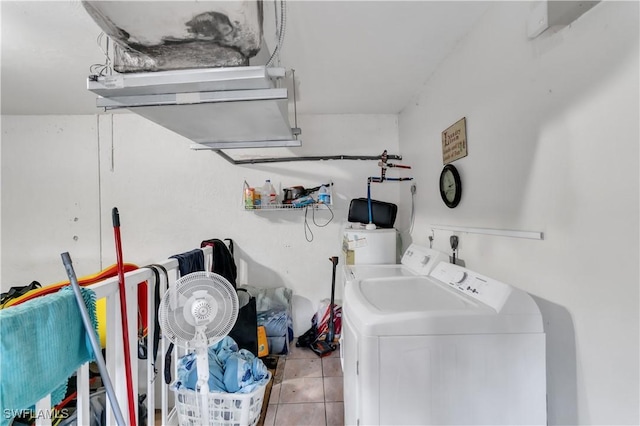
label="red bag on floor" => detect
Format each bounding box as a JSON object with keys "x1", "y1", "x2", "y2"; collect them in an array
[{"x1": 314, "y1": 301, "x2": 342, "y2": 343}]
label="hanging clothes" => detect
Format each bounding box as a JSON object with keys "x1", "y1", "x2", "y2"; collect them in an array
[
  {"x1": 201, "y1": 238, "x2": 237, "y2": 287},
  {"x1": 0, "y1": 287, "x2": 98, "y2": 424},
  {"x1": 170, "y1": 249, "x2": 205, "y2": 276}
]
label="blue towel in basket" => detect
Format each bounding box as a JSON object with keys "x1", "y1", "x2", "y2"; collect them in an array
[
  {"x1": 223, "y1": 349, "x2": 269, "y2": 393},
  {"x1": 173, "y1": 336, "x2": 269, "y2": 394},
  {"x1": 0, "y1": 287, "x2": 97, "y2": 424}
]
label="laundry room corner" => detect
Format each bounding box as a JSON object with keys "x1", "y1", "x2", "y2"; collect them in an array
[
  {"x1": 397, "y1": 1, "x2": 639, "y2": 425},
  {"x1": 1, "y1": 1, "x2": 638, "y2": 425}
]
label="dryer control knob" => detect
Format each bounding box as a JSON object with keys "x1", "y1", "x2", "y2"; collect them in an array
[
  {"x1": 421, "y1": 255, "x2": 431, "y2": 265},
  {"x1": 451, "y1": 271, "x2": 467, "y2": 284}
]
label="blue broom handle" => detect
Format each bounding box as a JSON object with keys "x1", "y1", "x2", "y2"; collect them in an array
[{"x1": 61, "y1": 252, "x2": 127, "y2": 426}]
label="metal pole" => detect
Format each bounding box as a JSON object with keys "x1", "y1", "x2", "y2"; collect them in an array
[
  {"x1": 61, "y1": 252, "x2": 126, "y2": 426},
  {"x1": 327, "y1": 256, "x2": 339, "y2": 344}
]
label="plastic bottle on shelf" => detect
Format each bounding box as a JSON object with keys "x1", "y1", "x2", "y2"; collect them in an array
[
  {"x1": 318, "y1": 185, "x2": 331, "y2": 204},
  {"x1": 253, "y1": 188, "x2": 262, "y2": 209},
  {"x1": 244, "y1": 180, "x2": 256, "y2": 209},
  {"x1": 262, "y1": 180, "x2": 277, "y2": 207}
]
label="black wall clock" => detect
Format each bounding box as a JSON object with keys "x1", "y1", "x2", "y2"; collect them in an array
[{"x1": 439, "y1": 164, "x2": 462, "y2": 208}]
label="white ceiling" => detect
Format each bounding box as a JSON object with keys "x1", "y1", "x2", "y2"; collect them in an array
[{"x1": 0, "y1": 1, "x2": 491, "y2": 116}]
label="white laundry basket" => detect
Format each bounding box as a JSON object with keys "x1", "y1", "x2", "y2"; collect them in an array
[{"x1": 173, "y1": 374, "x2": 270, "y2": 426}]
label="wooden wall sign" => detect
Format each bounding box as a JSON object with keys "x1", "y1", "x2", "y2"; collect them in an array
[{"x1": 442, "y1": 117, "x2": 467, "y2": 164}]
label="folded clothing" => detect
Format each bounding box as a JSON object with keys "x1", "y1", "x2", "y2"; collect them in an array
[
  {"x1": 240, "y1": 286, "x2": 294, "y2": 355},
  {"x1": 172, "y1": 336, "x2": 269, "y2": 394},
  {"x1": 257, "y1": 309, "x2": 292, "y2": 339},
  {"x1": 257, "y1": 309, "x2": 294, "y2": 355},
  {"x1": 0, "y1": 287, "x2": 97, "y2": 425}
]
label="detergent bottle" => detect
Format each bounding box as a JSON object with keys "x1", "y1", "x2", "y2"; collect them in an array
[
  {"x1": 262, "y1": 180, "x2": 277, "y2": 207},
  {"x1": 318, "y1": 185, "x2": 331, "y2": 204}
]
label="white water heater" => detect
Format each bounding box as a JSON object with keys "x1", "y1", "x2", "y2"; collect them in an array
[{"x1": 342, "y1": 228, "x2": 398, "y2": 265}]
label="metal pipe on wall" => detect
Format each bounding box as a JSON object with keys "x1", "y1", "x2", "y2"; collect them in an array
[{"x1": 213, "y1": 150, "x2": 402, "y2": 165}]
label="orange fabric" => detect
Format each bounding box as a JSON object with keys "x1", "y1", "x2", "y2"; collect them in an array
[
  {"x1": 3, "y1": 263, "x2": 148, "y2": 337},
  {"x1": 3, "y1": 263, "x2": 139, "y2": 306}
]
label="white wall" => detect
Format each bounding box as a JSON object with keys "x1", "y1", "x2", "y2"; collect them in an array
[
  {"x1": 398, "y1": 2, "x2": 639, "y2": 425},
  {"x1": 1, "y1": 113, "x2": 401, "y2": 335},
  {"x1": 1, "y1": 116, "x2": 103, "y2": 280}
]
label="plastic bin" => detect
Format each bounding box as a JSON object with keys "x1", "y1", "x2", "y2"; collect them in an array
[{"x1": 174, "y1": 373, "x2": 270, "y2": 426}]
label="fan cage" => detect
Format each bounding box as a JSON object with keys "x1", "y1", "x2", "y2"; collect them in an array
[{"x1": 159, "y1": 271, "x2": 239, "y2": 347}]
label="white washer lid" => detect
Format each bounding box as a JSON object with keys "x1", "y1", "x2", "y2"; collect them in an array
[
  {"x1": 360, "y1": 277, "x2": 473, "y2": 312},
  {"x1": 344, "y1": 265, "x2": 416, "y2": 283},
  {"x1": 344, "y1": 275, "x2": 543, "y2": 336}
]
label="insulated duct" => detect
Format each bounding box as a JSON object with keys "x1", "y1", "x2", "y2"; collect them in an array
[
  {"x1": 83, "y1": 1, "x2": 300, "y2": 149},
  {"x1": 82, "y1": 1, "x2": 264, "y2": 72}
]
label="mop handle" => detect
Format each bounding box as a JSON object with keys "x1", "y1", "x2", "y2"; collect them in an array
[
  {"x1": 329, "y1": 256, "x2": 338, "y2": 306},
  {"x1": 61, "y1": 252, "x2": 127, "y2": 426},
  {"x1": 327, "y1": 256, "x2": 339, "y2": 343},
  {"x1": 112, "y1": 208, "x2": 138, "y2": 426}
]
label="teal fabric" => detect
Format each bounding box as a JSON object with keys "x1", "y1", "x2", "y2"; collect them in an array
[{"x1": 0, "y1": 286, "x2": 97, "y2": 424}]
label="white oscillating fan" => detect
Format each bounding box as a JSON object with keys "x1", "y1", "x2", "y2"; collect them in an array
[{"x1": 158, "y1": 271, "x2": 239, "y2": 423}]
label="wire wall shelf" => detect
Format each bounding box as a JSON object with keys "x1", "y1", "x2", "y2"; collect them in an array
[
  {"x1": 242, "y1": 180, "x2": 334, "y2": 211},
  {"x1": 244, "y1": 202, "x2": 332, "y2": 211}
]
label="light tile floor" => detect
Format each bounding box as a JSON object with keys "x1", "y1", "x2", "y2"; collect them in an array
[{"x1": 263, "y1": 344, "x2": 344, "y2": 426}]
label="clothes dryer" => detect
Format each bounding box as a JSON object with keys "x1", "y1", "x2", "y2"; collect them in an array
[{"x1": 342, "y1": 260, "x2": 546, "y2": 426}]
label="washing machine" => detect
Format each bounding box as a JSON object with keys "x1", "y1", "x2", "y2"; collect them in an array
[
  {"x1": 342, "y1": 257, "x2": 546, "y2": 426},
  {"x1": 339, "y1": 244, "x2": 449, "y2": 368}
]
